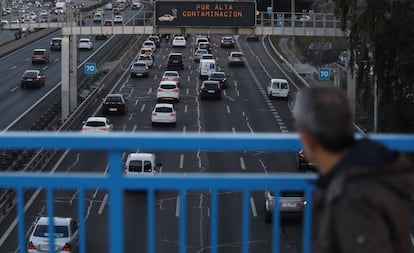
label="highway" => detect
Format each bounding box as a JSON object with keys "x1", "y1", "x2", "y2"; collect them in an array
[
  {"x1": 0, "y1": 6, "x2": 145, "y2": 130},
  {"x1": 0, "y1": 33, "x2": 306, "y2": 253}
]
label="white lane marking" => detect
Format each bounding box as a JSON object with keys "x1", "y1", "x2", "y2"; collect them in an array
[
  {"x1": 182, "y1": 126, "x2": 186, "y2": 133},
  {"x1": 232, "y1": 127, "x2": 236, "y2": 134},
  {"x1": 42, "y1": 66, "x2": 48, "y2": 70},
  {"x1": 223, "y1": 90, "x2": 227, "y2": 96},
  {"x1": 98, "y1": 193, "x2": 109, "y2": 214},
  {"x1": 134, "y1": 99, "x2": 139, "y2": 106},
  {"x1": 179, "y1": 154, "x2": 184, "y2": 169},
  {"x1": 132, "y1": 125, "x2": 137, "y2": 132},
  {"x1": 11, "y1": 65, "x2": 17, "y2": 69},
  {"x1": 54, "y1": 58, "x2": 59, "y2": 63},
  {"x1": 410, "y1": 234, "x2": 414, "y2": 247},
  {"x1": 187, "y1": 76, "x2": 190, "y2": 82},
  {"x1": 140, "y1": 104, "x2": 146, "y2": 112},
  {"x1": 25, "y1": 58, "x2": 30, "y2": 62},
  {"x1": 184, "y1": 104, "x2": 188, "y2": 113},
  {"x1": 176, "y1": 196, "x2": 180, "y2": 217},
  {"x1": 128, "y1": 113, "x2": 133, "y2": 121},
  {"x1": 158, "y1": 64, "x2": 162, "y2": 69},
  {"x1": 226, "y1": 105, "x2": 231, "y2": 114},
  {"x1": 153, "y1": 74, "x2": 157, "y2": 80},
  {"x1": 147, "y1": 88, "x2": 152, "y2": 94},
  {"x1": 250, "y1": 197, "x2": 258, "y2": 217},
  {"x1": 186, "y1": 88, "x2": 189, "y2": 96},
  {"x1": 10, "y1": 86, "x2": 18, "y2": 92},
  {"x1": 240, "y1": 157, "x2": 246, "y2": 170}
]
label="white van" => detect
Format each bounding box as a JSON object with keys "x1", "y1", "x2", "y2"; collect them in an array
[
  {"x1": 267, "y1": 78, "x2": 290, "y2": 98},
  {"x1": 199, "y1": 59, "x2": 216, "y2": 79},
  {"x1": 92, "y1": 13, "x2": 102, "y2": 23},
  {"x1": 124, "y1": 153, "x2": 162, "y2": 175}
]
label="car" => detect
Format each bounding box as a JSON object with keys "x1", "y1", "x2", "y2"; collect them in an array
[
  {"x1": 220, "y1": 36, "x2": 235, "y2": 48},
  {"x1": 167, "y1": 52, "x2": 184, "y2": 70},
  {"x1": 112, "y1": 7, "x2": 120, "y2": 15},
  {"x1": 158, "y1": 14, "x2": 175, "y2": 22},
  {"x1": 228, "y1": 51, "x2": 245, "y2": 66},
  {"x1": 103, "y1": 19, "x2": 113, "y2": 26},
  {"x1": 21, "y1": 70, "x2": 45, "y2": 88},
  {"x1": 201, "y1": 54, "x2": 214, "y2": 60},
  {"x1": 113, "y1": 15, "x2": 123, "y2": 24},
  {"x1": 81, "y1": 117, "x2": 112, "y2": 132},
  {"x1": 142, "y1": 40, "x2": 156, "y2": 52},
  {"x1": 137, "y1": 54, "x2": 154, "y2": 68},
  {"x1": 161, "y1": 71, "x2": 180, "y2": 85},
  {"x1": 147, "y1": 35, "x2": 161, "y2": 47},
  {"x1": 208, "y1": 72, "x2": 228, "y2": 89},
  {"x1": 78, "y1": 38, "x2": 92, "y2": 50},
  {"x1": 195, "y1": 36, "x2": 209, "y2": 47},
  {"x1": 102, "y1": 93, "x2": 128, "y2": 115},
  {"x1": 151, "y1": 103, "x2": 177, "y2": 126},
  {"x1": 139, "y1": 47, "x2": 154, "y2": 59},
  {"x1": 95, "y1": 34, "x2": 107, "y2": 40},
  {"x1": 172, "y1": 36, "x2": 186, "y2": 47},
  {"x1": 50, "y1": 37, "x2": 62, "y2": 50},
  {"x1": 39, "y1": 14, "x2": 49, "y2": 22},
  {"x1": 296, "y1": 150, "x2": 316, "y2": 172},
  {"x1": 123, "y1": 153, "x2": 161, "y2": 175},
  {"x1": 199, "y1": 80, "x2": 222, "y2": 100},
  {"x1": 0, "y1": 20, "x2": 8, "y2": 24},
  {"x1": 92, "y1": 13, "x2": 102, "y2": 23},
  {"x1": 130, "y1": 61, "x2": 149, "y2": 78},
  {"x1": 39, "y1": 10, "x2": 48, "y2": 16},
  {"x1": 197, "y1": 42, "x2": 212, "y2": 53},
  {"x1": 246, "y1": 34, "x2": 260, "y2": 41},
  {"x1": 157, "y1": 81, "x2": 180, "y2": 102},
  {"x1": 131, "y1": 2, "x2": 141, "y2": 9},
  {"x1": 193, "y1": 48, "x2": 208, "y2": 62},
  {"x1": 267, "y1": 78, "x2": 289, "y2": 98},
  {"x1": 31, "y1": 49, "x2": 49, "y2": 64},
  {"x1": 264, "y1": 190, "x2": 306, "y2": 223},
  {"x1": 28, "y1": 217, "x2": 78, "y2": 253}
]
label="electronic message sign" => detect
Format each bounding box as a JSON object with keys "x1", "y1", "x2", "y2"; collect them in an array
[{"x1": 155, "y1": 1, "x2": 256, "y2": 27}]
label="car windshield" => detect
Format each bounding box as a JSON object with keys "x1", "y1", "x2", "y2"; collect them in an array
[
  {"x1": 169, "y1": 55, "x2": 181, "y2": 61},
  {"x1": 144, "y1": 42, "x2": 153, "y2": 46},
  {"x1": 143, "y1": 161, "x2": 152, "y2": 172},
  {"x1": 196, "y1": 50, "x2": 208, "y2": 55},
  {"x1": 270, "y1": 191, "x2": 304, "y2": 197},
  {"x1": 105, "y1": 96, "x2": 122, "y2": 102},
  {"x1": 33, "y1": 225, "x2": 69, "y2": 238},
  {"x1": 160, "y1": 84, "x2": 176, "y2": 89},
  {"x1": 280, "y1": 82, "x2": 288, "y2": 89},
  {"x1": 80, "y1": 39, "x2": 89, "y2": 43},
  {"x1": 85, "y1": 121, "x2": 105, "y2": 127},
  {"x1": 155, "y1": 107, "x2": 173, "y2": 113},
  {"x1": 139, "y1": 56, "x2": 151, "y2": 61},
  {"x1": 232, "y1": 53, "x2": 243, "y2": 57},
  {"x1": 133, "y1": 63, "x2": 146, "y2": 67},
  {"x1": 33, "y1": 51, "x2": 45, "y2": 55},
  {"x1": 164, "y1": 72, "x2": 178, "y2": 77},
  {"x1": 24, "y1": 71, "x2": 38, "y2": 77},
  {"x1": 204, "y1": 82, "x2": 218, "y2": 88},
  {"x1": 52, "y1": 39, "x2": 61, "y2": 43},
  {"x1": 128, "y1": 160, "x2": 142, "y2": 172},
  {"x1": 223, "y1": 37, "x2": 233, "y2": 41}
]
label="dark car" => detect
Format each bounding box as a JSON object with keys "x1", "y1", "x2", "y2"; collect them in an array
[
  {"x1": 102, "y1": 94, "x2": 128, "y2": 115},
  {"x1": 200, "y1": 81, "x2": 222, "y2": 100},
  {"x1": 220, "y1": 36, "x2": 235, "y2": 48},
  {"x1": 197, "y1": 42, "x2": 212, "y2": 53},
  {"x1": 208, "y1": 72, "x2": 228, "y2": 88},
  {"x1": 147, "y1": 35, "x2": 161, "y2": 47},
  {"x1": 31, "y1": 49, "x2": 49, "y2": 64},
  {"x1": 50, "y1": 37, "x2": 62, "y2": 51},
  {"x1": 167, "y1": 52, "x2": 184, "y2": 71},
  {"x1": 95, "y1": 34, "x2": 108, "y2": 40},
  {"x1": 246, "y1": 34, "x2": 260, "y2": 41},
  {"x1": 21, "y1": 70, "x2": 45, "y2": 88},
  {"x1": 297, "y1": 150, "x2": 316, "y2": 172}
]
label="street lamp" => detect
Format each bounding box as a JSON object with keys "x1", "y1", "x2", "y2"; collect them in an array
[{"x1": 291, "y1": 0, "x2": 295, "y2": 68}]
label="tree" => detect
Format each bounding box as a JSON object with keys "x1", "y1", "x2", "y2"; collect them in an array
[{"x1": 333, "y1": 0, "x2": 414, "y2": 132}]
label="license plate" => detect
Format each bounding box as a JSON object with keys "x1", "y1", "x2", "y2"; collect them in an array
[
  {"x1": 109, "y1": 108, "x2": 117, "y2": 112},
  {"x1": 208, "y1": 90, "x2": 215, "y2": 93},
  {"x1": 27, "y1": 78, "x2": 33, "y2": 81},
  {"x1": 281, "y1": 203, "x2": 297, "y2": 208},
  {"x1": 41, "y1": 244, "x2": 49, "y2": 250}
]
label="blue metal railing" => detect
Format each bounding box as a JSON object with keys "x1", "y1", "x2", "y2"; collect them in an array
[{"x1": 0, "y1": 132, "x2": 413, "y2": 253}]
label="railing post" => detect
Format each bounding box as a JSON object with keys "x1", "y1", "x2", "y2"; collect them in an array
[{"x1": 108, "y1": 151, "x2": 123, "y2": 253}]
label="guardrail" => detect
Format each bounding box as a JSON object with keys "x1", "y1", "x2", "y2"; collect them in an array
[{"x1": 0, "y1": 133, "x2": 413, "y2": 253}]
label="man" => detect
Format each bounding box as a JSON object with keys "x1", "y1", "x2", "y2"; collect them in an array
[{"x1": 292, "y1": 87, "x2": 413, "y2": 253}]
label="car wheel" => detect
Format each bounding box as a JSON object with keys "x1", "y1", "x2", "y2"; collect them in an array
[
  {"x1": 172, "y1": 122, "x2": 176, "y2": 127},
  {"x1": 265, "y1": 209, "x2": 272, "y2": 224},
  {"x1": 130, "y1": 73, "x2": 135, "y2": 78},
  {"x1": 21, "y1": 84, "x2": 25, "y2": 89}
]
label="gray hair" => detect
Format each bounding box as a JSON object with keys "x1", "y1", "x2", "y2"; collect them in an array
[{"x1": 293, "y1": 87, "x2": 355, "y2": 152}]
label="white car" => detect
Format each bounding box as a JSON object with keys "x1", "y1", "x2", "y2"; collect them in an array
[
  {"x1": 78, "y1": 38, "x2": 93, "y2": 50},
  {"x1": 113, "y1": 15, "x2": 123, "y2": 24},
  {"x1": 267, "y1": 78, "x2": 290, "y2": 98},
  {"x1": 157, "y1": 81, "x2": 180, "y2": 102},
  {"x1": 142, "y1": 40, "x2": 156, "y2": 52},
  {"x1": 1, "y1": 20, "x2": 9, "y2": 24},
  {"x1": 158, "y1": 14, "x2": 174, "y2": 22},
  {"x1": 82, "y1": 117, "x2": 113, "y2": 132},
  {"x1": 28, "y1": 217, "x2": 78, "y2": 253},
  {"x1": 124, "y1": 153, "x2": 162, "y2": 175},
  {"x1": 151, "y1": 103, "x2": 177, "y2": 126},
  {"x1": 39, "y1": 10, "x2": 48, "y2": 16},
  {"x1": 172, "y1": 36, "x2": 186, "y2": 47},
  {"x1": 162, "y1": 71, "x2": 180, "y2": 85}
]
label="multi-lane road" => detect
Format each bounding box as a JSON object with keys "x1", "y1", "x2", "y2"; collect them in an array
[{"x1": 0, "y1": 27, "x2": 310, "y2": 252}]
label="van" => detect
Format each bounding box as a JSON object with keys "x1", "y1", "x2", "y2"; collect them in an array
[
  {"x1": 124, "y1": 153, "x2": 162, "y2": 175},
  {"x1": 267, "y1": 78, "x2": 289, "y2": 98},
  {"x1": 198, "y1": 59, "x2": 216, "y2": 79}
]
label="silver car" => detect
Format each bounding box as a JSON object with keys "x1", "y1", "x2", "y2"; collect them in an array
[
  {"x1": 130, "y1": 61, "x2": 149, "y2": 78},
  {"x1": 28, "y1": 217, "x2": 78, "y2": 253},
  {"x1": 264, "y1": 190, "x2": 306, "y2": 223},
  {"x1": 137, "y1": 54, "x2": 154, "y2": 68}
]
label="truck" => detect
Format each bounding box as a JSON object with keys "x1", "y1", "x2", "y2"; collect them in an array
[{"x1": 55, "y1": 2, "x2": 66, "y2": 14}]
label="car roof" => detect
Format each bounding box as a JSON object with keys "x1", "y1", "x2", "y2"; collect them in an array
[
  {"x1": 86, "y1": 117, "x2": 108, "y2": 122},
  {"x1": 133, "y1": 61, "x2": 147, "y2": 65},
  {"x1": 106, "y1": 93, "x2": 123, "y2": 98},
  {"x1": 271, "y1": 78, "x2": 288, "y2": 82},
  {"x1": 24, "y1": 69, "x2": 40, "y2": 73},
  {"x1": 36, "y1": 217, "x2": 72, "y2": 226},
  {"x1": 231, "y1": 51, "x2": 243, "y2": 54},
  {"x1": 169, "y1": 52, "x2": 182, "y2": 56},
  {"x1": 163, "y1": 71, "x2": 179, "y2": 75},
  {"x1": 203, "y1": 80, "x2": 219, "y2": 85},
  {"x1": 144, "y1": 40, "x2": 154, "y2": 43},
  {"x1": 80, "y1": 38, "x2": 90, "y2": 41},
  {"x1": 52, "y1": 37, "x2": 62, "y2": 40},
  {"x1": 33, "y1": 48, "x2": 47, "y2": 51},
  {"x1": 154, "y1": 103, "x2": 174, "y2": 108},
  {"x1": 159, "y1": 81, "x2": 177, "y2": 85},
  {"x1": 127, "y1": 152, "x2": 155, "y2": 160},
  {"x1": 211, "y1": 71, "x2": 225, "y2": 75}
]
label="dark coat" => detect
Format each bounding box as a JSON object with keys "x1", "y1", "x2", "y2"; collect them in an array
[{"x1": 312, "y1": 138, "x2": 413, "y2": 253}]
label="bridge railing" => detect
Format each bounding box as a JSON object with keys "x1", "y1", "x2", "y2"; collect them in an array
[{"x1": 0, "y1": 132, "x2": 412, "y2": 253}]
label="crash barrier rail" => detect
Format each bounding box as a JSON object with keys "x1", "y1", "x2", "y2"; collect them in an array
[
  {"x1": 0, "y1": 132, "x2": 413, "y2": 253},
  {"x1": 1, "y1": 11, "x2": 346, "y2": 37}
]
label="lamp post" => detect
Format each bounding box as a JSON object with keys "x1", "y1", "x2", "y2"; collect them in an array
[{"x1": 291, "y1": 0, "x2": 295, "y2": 68}]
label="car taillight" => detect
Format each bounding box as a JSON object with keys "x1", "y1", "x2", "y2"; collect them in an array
[
  {"x1": 300, "y1": 200, "x2": 307, "y2": 206},
  {"x1": 152, "y1": 112, "x2": 157, "y2": 116},
  {"x1": 21, "y1": 77, "x2": 25, "y2": 81},
  {"x1": 157, "y1": 88, "x2": 163, "y2": 92},
  {"x1": 269, "y1": 199, "x2": 275, "y2": 205},
  {"x1": 82, "y1": 126, "x2": 90, "y2": 131},
  {"x1": 220, "y1": 40, "x2": 224, "y2": 43},
  {"x1": 172, "y1": 88, "x2": 179, "y2": 92},
  {"x1": 144, "y1": 67, "x2": 149, "y2": 71},
  {"x1": 171, "y1": 113, "x2": 176, "y2": 117},
  {"x1": 124, "y1": 168, "x2": 127, "y2": 174},
  {"x1": 299, "y1": 152, "x2": 305, "y2": 158},
  {"x1": 41, "y1": 55, "x2": 46, "y2": 58},
  {"x1": 100, "y1": 127, "x2": 109, "y2": 131},
  {"x1": 130, "y1": 67, "x2": 135, "y2": 71},
  {"x1": 28, "y1": 241, "x2": 36, "y2": 250},
  {"x1": 118, "y1": 102, "x2": 124, "y2": 105},
  {"x1": 34, "y1": 77, "x2": 40, "y2": 81},
  {"x1": 62, "y1": 243, "x2": 71, "y2": 251},
  {"x1": 31, "y1": 55, "x2": 35, "y2": 58}
]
